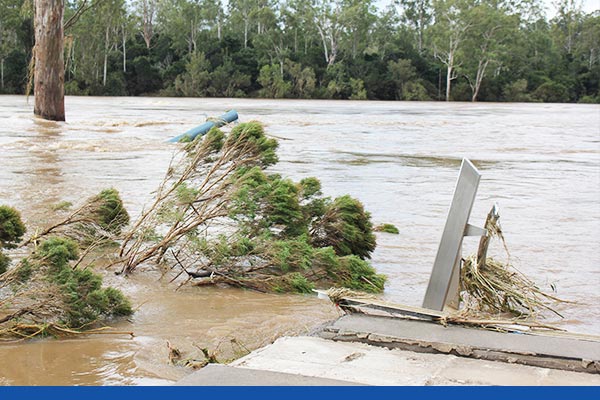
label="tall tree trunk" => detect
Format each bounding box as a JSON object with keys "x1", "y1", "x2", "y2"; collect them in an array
[
  {"x1": 294, "y1": 29, "x2": 297, "y2": 53},
  {"x1": 34, "y1": 0, "x2": 65, "y2": 121},
  {"x1": 122, "y1": 27, "x2": 127, "y2": 72},
  {"x1": 470, "y1": 59, "x2": 489, "y2": 102},
  {"x1": 1, "y1": 58, "x2": 4, "y2": 90},
  {"x1": 217, "y1": 7, "x2": 222, "y2": 40},
  {"x1": 446, "y1": 64, "x2": 452, "y2": 101},
  {"x1": 103, "y1": 26, "x2": 109, "y2": 86}
]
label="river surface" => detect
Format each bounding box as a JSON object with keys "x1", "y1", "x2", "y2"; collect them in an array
[{"x1": 0, "y1": 96, "x2": 599, "y2": 385}]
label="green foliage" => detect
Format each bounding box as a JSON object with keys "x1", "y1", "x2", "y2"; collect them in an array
[
  {"x1": 272, "y1": 236, "x2": 314, "y2": 273},
  {"x1": 349, "y1": 78, "x2": 367, "y2": 100},
  {"x1": 1, "y1": 0, "x2": 598, "y2": 102},
  {"x1": 51, "y1": 201, "x2": 73, "y2": 212},
  {"x1": 227, "y1": 122, "x2": 278, "y2": 167},
  {"x1": 203, "y1": 128, "x2": 225, "y2": 152},
  {"x1": 286, "y1": 272, "x2": 314, "y2": 294},
  {"x1": 232, "y1": 169, "x2": 308, "y2": 236},
  {"x1": 266, "y1": 178, "x2": 305, "y2": 236},
  {"x1": 0, "y1": 205, "x2": 26, "y2": 249},
  {"x1": 15, "y1": 259, "x2": 33, "y2": 282},
  {"x1": 0, "y1": 251, "x2": 9, "y2": 275},
  {"x1": 122, "y1": 115, "x2": 385, "y2": 294},
  {"x1": 337, "y1": 255, "x2": 386, "y2": 293},
  {"x1": 92, "y1": 188, "x2": 130, "y2": 234},
  {"x1": 38, "y1": 237, "x2": 132, "y2": 327},
  {"x1": 298, "y1": 177, "x2": 322, "y2": 199},
  {"x1": 174, "y1": 52, "x2": 211, "y2": 97},
  {"x1": 503, "y1": 79, "x2": 532, "y2": 102},
  {"x1": 176, "y1": 183, "x2": 199, "y2": 205},
  {"x1": 36, "y1": 237, "x2": 79, "y2": 273},
  {"x1": 208, "y1": 58, "x2": 251, "y2": 97},
  {"x1": 312, "y1": 195, "x2": 376, "y2": 259},
  {"x1": 532, "y1": 80, "x2": 570, "y2": 103},
  {"x1": 374, "y1": 223, "x2": 400, "y2": 234},
  {"x1": 285, "y1": 60, "x2": 316, "y2": 98},
  {"x1": 258, "y1": 64, "x2": 291, "y2": 98}
]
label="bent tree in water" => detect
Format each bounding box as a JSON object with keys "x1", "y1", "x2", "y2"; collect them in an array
[
  {"x1": 0, "y1": 190, "x2": 132, "y2": 339},
  {"x1": 119, "y1": 122, "x2": 386, "y2": 293}
]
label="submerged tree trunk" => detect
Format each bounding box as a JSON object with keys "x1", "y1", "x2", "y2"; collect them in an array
[{"x1": 34, "y1": 0, "x2": 65, "y2": 121}]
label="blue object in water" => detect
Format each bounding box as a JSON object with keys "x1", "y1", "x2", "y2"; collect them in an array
[{"x1": 168, "y1": 110, "x2": 239, "y2": 143}]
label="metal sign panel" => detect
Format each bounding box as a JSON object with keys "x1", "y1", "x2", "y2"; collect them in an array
[{"x1": 422, "y1": 159, "x2": 481, "y2": 311}]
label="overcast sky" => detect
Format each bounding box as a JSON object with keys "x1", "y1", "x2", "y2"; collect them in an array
[{"x1": 377, "y1": 0, "x2": 600, "y2": 17}]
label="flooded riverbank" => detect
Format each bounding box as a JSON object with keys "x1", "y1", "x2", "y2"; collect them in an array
[{"x1": 0, "y1": 96, "x2": 598, "y2": 384}]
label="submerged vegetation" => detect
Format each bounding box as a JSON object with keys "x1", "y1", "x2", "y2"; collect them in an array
[
  {"x1": 0, "y1": 206, "x2": 27, "y2": 249},
  {"x1": 0, "y1": 191, "x2": 132, "y2": 339},
  {"x1": 374, "y1": 223, "x2": 400, "y2": 234},
  {"x1": 1, "y1": 120, "x2": 388, "y2": 340},
  {"x1": 120, "y1": 121, "x2": 386, "y2": 293}
]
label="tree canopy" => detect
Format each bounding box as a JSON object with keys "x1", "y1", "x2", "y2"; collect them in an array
[{"x1": 1, "y1": 0, "x2": 598, "y2": 102}]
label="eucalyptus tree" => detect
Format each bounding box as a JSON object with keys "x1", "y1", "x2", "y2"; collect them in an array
[
  {"x1": 430, "y1": 0, "x2": 472, "y2": 101},
  {"x1": 552, "y1": 0, "x2": 584, "y2": 54},
  {"x1": 396, "y1": 0, "x2": 432, "y2": 54},
  {"x1": 370, "y1": 4, "x2": 400, "y2": 60},
  {"x1": 228, "y1": 0, "x2": 254, "y2": 48},
  {"x1": 339, "y1": 0, "x2": 377, "y2": 60},
  {"x1": 202, "y1": 0, "x2": 225, "y2": 40},
  {"x1": 461, "y1": 0, "x2": 519, "y2": 101},
  {"x1": 576, "y1": 13, "x2": 599, "y2": 70},
  {"x1": 66, "y1": 0, "x2": 127, "y2": 90},
  {"x1": 282, "y1": 0, "x2": 318, "y2": 55},
  {"x1": 133, "y1": 0, "x2": 158, "y2": 48},
  {"x1": 98, "y1": 0, "x2": 127, "y2": 86},
  {"x1": 312, "y1": 0, "x2": 343, "y2": 67},
  {"x1": 157, "y1": 0, "x2": 203, "y2": 54},
  {"x1": 251, "y1": 0, "x2": 278, "y2": 35},
  {"x1": 0, "y1": 0, "x2": 24, "y2": 91},
  {"x1": 252, "y1": 22, "x2": 289, "y2": 74},
  {"x1": 34, "y1": 0, "x2": 65, "y2": 120}
]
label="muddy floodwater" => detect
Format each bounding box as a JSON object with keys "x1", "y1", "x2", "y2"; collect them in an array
[{"x1": 0, "y1": 96, "x2": 599, "y2": 385}]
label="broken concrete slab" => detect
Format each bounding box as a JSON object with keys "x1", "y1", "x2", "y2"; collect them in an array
[{"x1": 321, "y1": 314, "x2": 600, "y2": 374}]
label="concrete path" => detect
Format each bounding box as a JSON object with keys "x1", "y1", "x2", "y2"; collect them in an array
[
  {"x1": 227, "y1": 336, "x2": 600, "y2": 386},
  {"x1": 175, "y1": 363, "x2": 364, "y2": 386},
  {"x1": 176, "y1": 314, "x2": 600, "y2": 386}
]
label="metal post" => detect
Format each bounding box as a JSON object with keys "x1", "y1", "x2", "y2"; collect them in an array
[{"x1": 422, "y1": 159, "x2": 484, "y2": 311}]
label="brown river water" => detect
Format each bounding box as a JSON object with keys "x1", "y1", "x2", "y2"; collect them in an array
[{"x1": 0, "y1": 96, "x2": 599, "y2": 385}]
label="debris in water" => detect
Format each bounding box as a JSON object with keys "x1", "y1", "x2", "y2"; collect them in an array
[{"x1": 459, "y1": 206, "x2": 568, "y2": 319}]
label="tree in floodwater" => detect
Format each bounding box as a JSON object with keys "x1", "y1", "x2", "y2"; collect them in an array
[
  {"x1": 0, "y1": 190, "x2": 133, "y2": 339},
  {"x1": 118, "y1": 122, "x2": 385, "y2": 294},
  {"x1": 34, "y1": 0, "x2": 65, "y2": 121}
]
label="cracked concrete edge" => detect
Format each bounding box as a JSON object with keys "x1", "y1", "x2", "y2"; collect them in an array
[{"x1": 320, "y1": 328, "x2": 600, "y2": 374}]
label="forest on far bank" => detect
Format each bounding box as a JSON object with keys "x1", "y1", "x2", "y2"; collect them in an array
[{"x1": 1, "y1": 0, "x2": 598, "y2": 103}]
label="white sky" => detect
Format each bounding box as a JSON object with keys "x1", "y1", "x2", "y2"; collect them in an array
[{"x1": 377, "y1": 0, "x2": 600, "y2": 17}]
